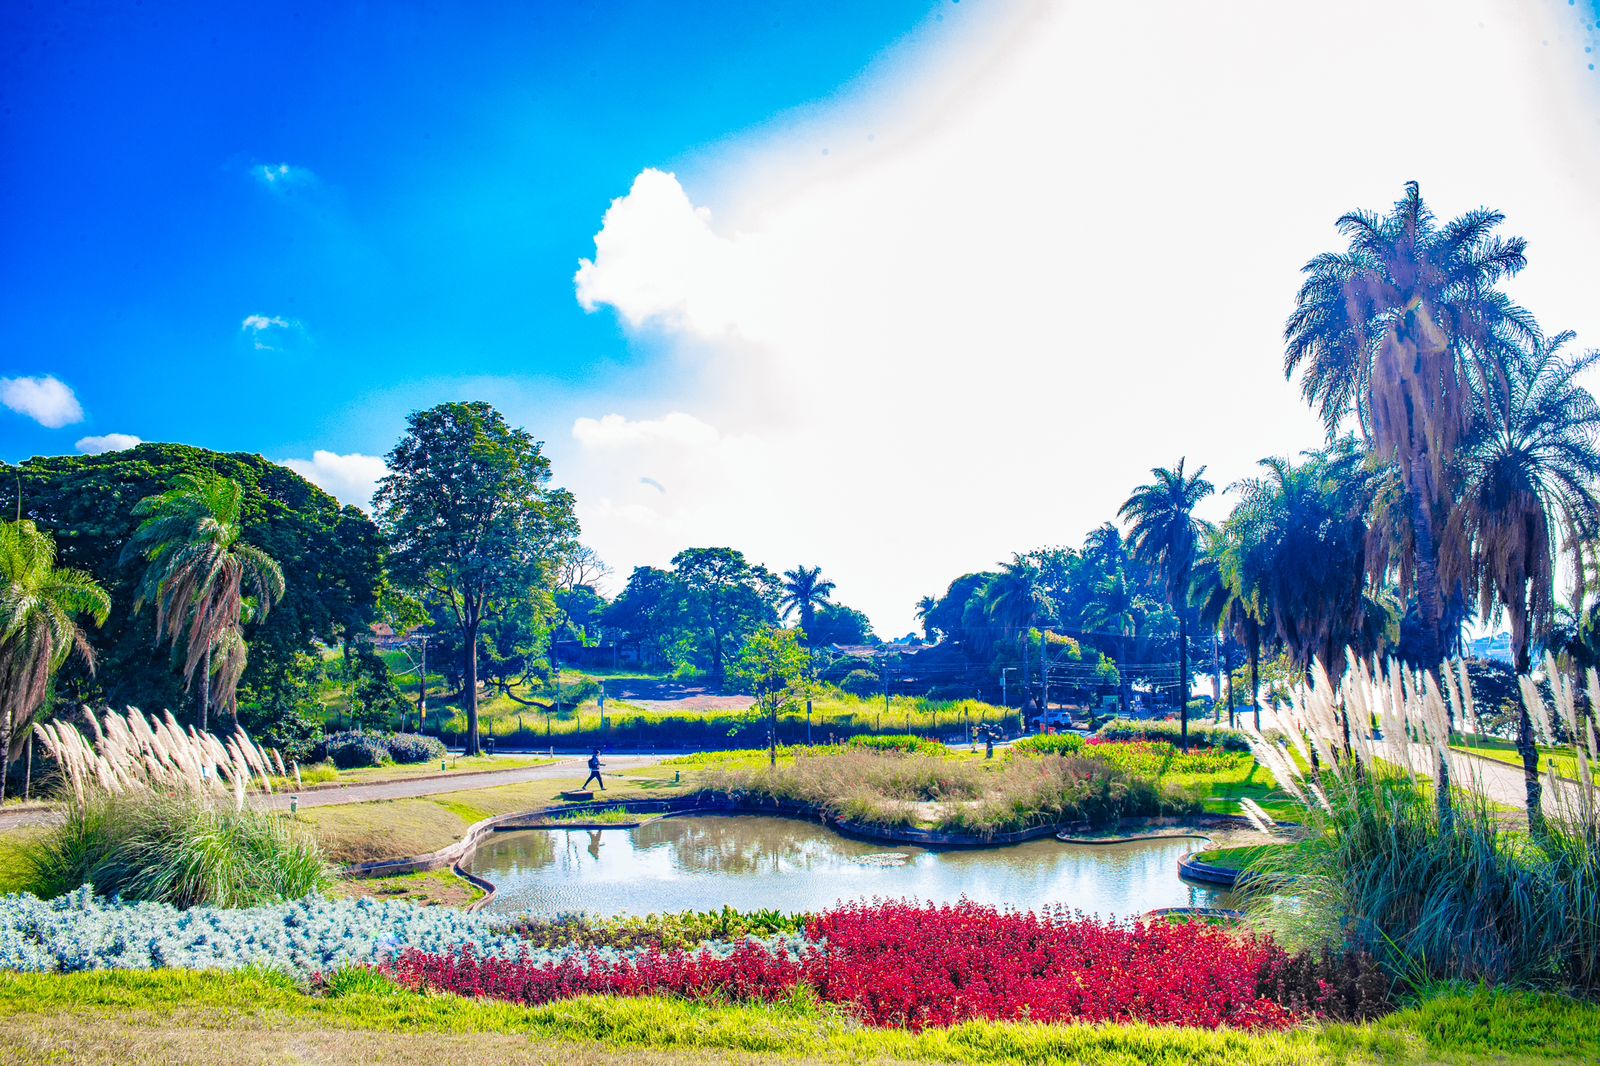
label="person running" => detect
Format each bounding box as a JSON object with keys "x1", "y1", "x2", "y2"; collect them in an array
[{"x1": 582, "y1": 748, "x2": 605, "y2": 791}]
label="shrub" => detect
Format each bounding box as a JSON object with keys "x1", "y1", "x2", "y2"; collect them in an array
[
  {"x1": 511, "y1": 907, "x2": 809, "y2": 951},
  {"x1": 839, "y1": 670, "x2": 880, "y2": 698},
  {"x1": 321, "y1": 731, "x2": 390, "y2": 769},
  {"x1": 847, "y1": 735, "x2": 944, "y2": 756},
  {"x1": 21, "y1": 791, "x2": 327, "y2": 908},
  {"x1": 1010, "y1": 734, "x2": 1087, "y2": 756},
  {"x1": 384, "y1": 732, "x2": 446, "y2": 764},
  {"x1": 0, "y1": 888, "x2": 534, "y2": 973},
  {"x1": 1093, "y1": 717, "x2": 1251, "y2": 753}
]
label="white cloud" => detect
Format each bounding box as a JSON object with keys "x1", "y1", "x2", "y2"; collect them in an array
[
  {"x1": 253, "y1": 163, "x2": 316, "y2": 188},
  {"x1": 280, "y1": 451, "x2": 390, "y2": 509},
  {"x1": 570, "y1": 0, "x2": 1600, "y2": 635},
  {"x1": 240, "y1": 314, "x2": 300, "y2": 351},
  {"x1": 0, "y1": 375, "x2": 84, "y2": 428},
  {"x1": 572, "y1": 411, "x2": 721, "y2": 450},
  {"x1": 74, "y1": 433, "x2": 142, "y2": 454}
]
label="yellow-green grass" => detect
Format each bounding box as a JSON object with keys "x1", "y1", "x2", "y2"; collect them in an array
[
  {"x1": 1191, "y1": 843, "x2": 1303, "y2": 872},
  {"x1": 299, "y1": 766, "x2": 691, "y2": 864},
  {"x1": 0, "y1": 829, "x2": 40, "y2": 894},
  {"x1": 308, "y1": 755, "x2": 556, "y2": 786},
  {"x1": 0, "y1": 969, "x2": 1596, "y2": 1066},
  {"x1": 1450, "y1": 734, "x2": 1582, "y2": 782},
  {"x1": 329, "y1": 867, "x2": 485, "y2": 908}
]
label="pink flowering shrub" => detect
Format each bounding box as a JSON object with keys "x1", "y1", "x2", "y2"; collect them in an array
[{"x1": 379, "y1": 901, "x2": 1322, "y2": 1031}]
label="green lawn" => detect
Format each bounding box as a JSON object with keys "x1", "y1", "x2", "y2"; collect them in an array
[
  {"x1": 0, "y1": 969, "x2": 1595, "y2": 1065},
  {"x1": 1450, "y1": 734, "x2": 1582, "y2": 782}
]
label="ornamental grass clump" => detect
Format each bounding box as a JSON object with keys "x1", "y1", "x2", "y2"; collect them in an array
[
  {"x1": 24, "y1": 708, "x2": 325, "y2": 908},
  {"x1": 1240, "y1": 656, "x2": 1600, "y2": 996}
]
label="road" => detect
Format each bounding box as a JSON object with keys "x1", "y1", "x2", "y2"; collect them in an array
[{"x1": 0, "y1": 753, "x2": 668, "y2": 831}]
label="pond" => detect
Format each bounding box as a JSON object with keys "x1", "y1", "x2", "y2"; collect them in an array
[{"x1": 470, "y1": 813, "x2": 1232, "y2": 918}]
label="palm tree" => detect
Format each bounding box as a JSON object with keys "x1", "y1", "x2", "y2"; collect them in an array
[
  {"x1": 1120, "y1": 459, "x2": 1214, "y2": 746},
  {"x1": 914, "y1": 595, "x2": 938, "y2": 642},
  {"x1": 1285, "y1": 182, "x2": 1536, "y2": 670},
  {"x1": 778, "y1": 565, "x2": 836, "y2": 643},
  {"x1": 123, "y1": 472, "x2": 285, "y2": 730},
  {"x1": 0, "y1": 520, "x2": 110, "y2": 801},
  {"x1": 983, "y1": 554, "x2": 1054, "y2": 708},
  {"x1": 1447, "y1": 333, "x2": 1600, "y2": 831},
  {"x1": 1082, "y1": 568, "x2": 1144, "y2": 716}
]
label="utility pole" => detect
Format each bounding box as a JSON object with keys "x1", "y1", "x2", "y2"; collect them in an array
[
  {"x1": 1001, "y1": 668, "x2": 1011, "y2": 709},
  {"x1": 416, "y1": 634, "x2": 429, "y2": 732},
  {"x1": 599, "y1": 680, "x2": 607, "y2": 737},
  {"x1": 1040, "y1": 630, "x2": 1049, "y2": 718}
]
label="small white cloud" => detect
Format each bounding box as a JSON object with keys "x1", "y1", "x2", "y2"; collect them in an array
[
  {"x1": 572, "y1": 411, "x2": 720, "y2": 450},
  {"x1": 75, "y1": 433, "x2": 142, "y2": 454},
  {"x1": 0, "y1": 375, "x2": 84, "y2": 428},
  {"x1": 280, "y1": 451, "x2": 390, "y2": 509},
  {"x1": 253, "y1": 162, "x2": 316, "y2": 188},
  {"x1": 240, "y1": 314, "x2": 299, "y2": 351}
]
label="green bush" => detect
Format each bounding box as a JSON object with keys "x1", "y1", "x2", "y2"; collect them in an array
[
  {"x1": 1010, "y1": 733, "x2": 1087, "y2": 756},
  {"x1": 839, "y1": 669, "x2": 879, "y2": 697},
  {"x1": 21, "y1": 791, "x2": 328, "y2": 909},
  {"x1": 846, "y1": 734, "x2": 945, "y2": 756},
  {"x1": 511, "y1": 906, "x2": 808, "y2": 950},
  {"x1": 1093, "y1": 717, "x2": 1251, "y2": 753}
]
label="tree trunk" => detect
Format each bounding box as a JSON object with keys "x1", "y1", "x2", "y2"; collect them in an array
[
  {"x1": 23, "y1": 733, "x2": 32, "y2": 801},
  {"x1": 199, "y1": 662, "x2": 210, "y2": 733},
  {"x1": 464, "y1": 618, "x2": 481, "y2": 756},
  {"x1": 0, "y1": 709, "x2": 11, "y2": 804},
  {"x1": 1513, "y1": 641, "x2": 1545, "y2": 837},
  {"x1": 1177, "y1": 614, "x2": 1189, "y2": 749},
  {"x1": 1406, "y1": 468, "x2": 1448, "y2": 670},
  {"x1": 1249, "y1": 624, "x2": 1261, "y2": 732}
]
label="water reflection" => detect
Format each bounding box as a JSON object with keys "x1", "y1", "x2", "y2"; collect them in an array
[{"x1": 472, "y1": 814, "x2": 1231, "y2": 918}]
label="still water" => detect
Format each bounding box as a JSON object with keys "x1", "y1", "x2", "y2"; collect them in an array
[{"x1": 471, "y1": 813, "x2": 1230, "y2": 917}]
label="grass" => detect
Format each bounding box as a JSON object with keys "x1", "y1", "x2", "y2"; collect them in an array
[
  {"x1": 1191, "y1": 843, "x2": 1303, "y2": 871},
  {"x1": 329, "y1": 867, "x2": 485, "y2": 908},
  {"x1": 298, "y1": 765, "x2": 689, "y2": 864},
  {"x1": 280, "y1": 754, "x2": 557, "y2": 790},
  {"x1": 0, "y1": 969, "x2": 1597, "y2": 1065},
  {"x1": 1449, "y1": 734, "x2": 1581, "y2": 782}
]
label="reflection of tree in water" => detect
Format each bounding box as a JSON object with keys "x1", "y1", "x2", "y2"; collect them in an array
[
  {"x1": 631, "y1": 815, "x2": 897, "y2": 876},
  {"x1": 470, "y1": 829, "x2": 556, "y2": 875}
]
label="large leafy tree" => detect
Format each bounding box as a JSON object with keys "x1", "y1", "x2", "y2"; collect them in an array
[
  {"x1": 375, "y1": 402, "x2": 579, "y2": 755},
  {"x1": 0, "y1": 444, "x2": 382, "y2": 719},
  {"x1": 1119, "y1": 459, "x2": 1214, "y2": 746},
  {"x1": 603, "y1": 565, "x2": 690, "y2": 668},
  {"x1": 1285, "y1": 181, "x2": 1535, "y2": 668},
  {"x1": 1447, "y1": 334, "x2": 1600, "y2": 830},
  {"x1": 0, "y1": 520, "x2": 110, "y2": 800},
  {"x1": 123, "y1": 472, "x2": 285, "y2": 729},
  {"x1": 778, "y1": 565, "x2": 836, "y2": 642},
  {"x1": 670, "y1": 547, "x2": 778, "y2": 687}
]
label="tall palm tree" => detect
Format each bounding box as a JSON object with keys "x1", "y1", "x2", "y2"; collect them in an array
[
  {"x1": 1120, "y1": 459, "x2": 1214, "y2": 746},
  {"x1": 123, "y1": 472, "x2": 285, "y2": 730},
  {"x1": 1082, "y1": 568, "x2": 1144, "y2": 716},
  {"x1": 0, "y1": 520, "x2": 110, "y2": 801},
  {"x1": 984, "y1": 554, "x2": 1054, "y2": 708},
  {"x1": 914, "y1": 595, "x2": 939, "y2": 642},
  {"x1": 1448, "y1": 333, "x2": 1600, "y2": 831},
  {"x1": 1228, "y1": 450, "x2": 1392, "y2": 681},
  {"x1": 778, "y1": 565, "x2": 836, "y2": 643},
  {"x1": 1285, "y1": 182, "x2": 1535, "y2": 669}
]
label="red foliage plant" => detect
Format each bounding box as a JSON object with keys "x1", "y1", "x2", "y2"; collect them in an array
[{"x1": 380, "y1": 900, "x2": 1304, "y2": 1031}]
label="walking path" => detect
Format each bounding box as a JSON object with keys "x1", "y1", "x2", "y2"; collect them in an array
[
  {"x1": 0, "y1": 753, "x2": 668, "y2": 831},
  {"x1": 1388, "y1": 741, "x2": 1585, "y2": 817}
]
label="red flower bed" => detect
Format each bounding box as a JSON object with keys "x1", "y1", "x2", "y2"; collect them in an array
[
  {"x1": 806, "y1": 901, "x2": 1294, "y2": 1029},
  {"x1": 380, "y1": 901, "x2": 1300, "y2": 1031}
]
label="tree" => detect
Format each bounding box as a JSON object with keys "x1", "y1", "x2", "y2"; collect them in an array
[
  {"x1": 983, "y1": 554, "x2": 1054, "y2": 708},
  {"x1": 0, "y1": 444, "x2": 382, "y2": 726},
  {"x1": 671, "y1": 547, "x2": 778, "y2": 687},
  {"x1": 1448, "y1": 334, "x2": 1600, "y2": 831},
  {"x1": 0, "y1": 520, "x2": 110, "y2": 800},
  {"x1": 778, "y1": 565, "x2": 836, "y2": 642},
  {"x1": 375, "y1": 402, "x2": 579, "y2": 755},
  {"x1": 1120, "y1": 459, "x2": 1214, "y2": 746},
  {"x1": 731, "y1": 626, "x2": 813, "y2": 767},
  {"x1": 123, "y1": 472, "x2": 285, "y2": 729},
  {"x1": 603, "y1": 566, "x2": 689, "y2": 668},
  {"x1": 805, "y1": 602, "x2": 877, "y2": 646},
  {"x1": 1285, "y1": 181, "x2": 1535, "y2": 668},
  {"x1": 1081, "y1": 568, "x2": 1145, "y2": 715},
  {"x1": 914, "y1": 596, "x2": 939, "y2": 642}
]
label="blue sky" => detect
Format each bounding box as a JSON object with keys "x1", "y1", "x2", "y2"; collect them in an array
[
  {"x1": 5, "y1": 1, "x2": 1600, "y2": 635},
  {"x1": 0, "y1": 0, "x2": 944, "y2": 458}
]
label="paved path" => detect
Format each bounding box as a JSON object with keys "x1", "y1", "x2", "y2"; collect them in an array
[{"x1": 0, "y1": 753, "x2": 668, "y2": 831}]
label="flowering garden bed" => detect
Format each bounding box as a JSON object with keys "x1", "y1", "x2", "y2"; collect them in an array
[{"x1": 379, "y1": 900, "x2": 1389, "y2": 1031}]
